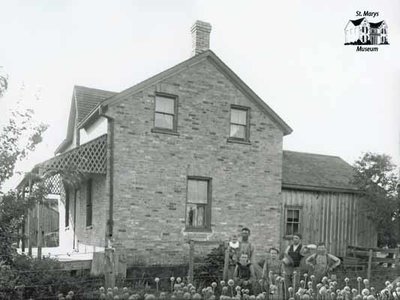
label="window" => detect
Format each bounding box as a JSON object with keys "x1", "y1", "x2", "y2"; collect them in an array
[
  {"x1": 185, "y1": 177, "x2": 211, "y2": 231},
  {"x1": 285, "y1": 206, "x2": 301, "y2": 236},
  {"x1": 153, "y1": 94, "x2": 177, "y2": 132},
  {"x1": 86, "y1": 179, "x2": 93, "y2": 227},
  {"x1": 65, "y1": 189, "x2": 70, "y2": 228},
  {"x1": 229, "y1": 105, "x2": 250, "y2": 142}
]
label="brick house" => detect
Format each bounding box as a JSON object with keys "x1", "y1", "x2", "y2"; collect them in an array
[{"x1": 19, "y1": 21, "x2": 376, "y2": 266}]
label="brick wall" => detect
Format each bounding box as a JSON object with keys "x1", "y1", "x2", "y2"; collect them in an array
[
  {"x1": 64, "y1": 175, "x2": 108, "y2": 251},
  {"x1": 107, "y1": 57, "x2": 284, "y2": 265}
]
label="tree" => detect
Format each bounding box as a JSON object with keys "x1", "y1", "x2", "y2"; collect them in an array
[
  {"x1": 353, "y1": 152, "x2": 400, "y2": 245},
  {"x1": 0, "y1": 72, "x2": 48, "y2": 261}
]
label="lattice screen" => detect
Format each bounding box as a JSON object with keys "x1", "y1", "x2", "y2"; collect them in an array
[
  {"x1": 40, "y1": 134, "x2": 107, "y2": 174},
  {"x1": 44, "y1": 174, "x2": 62, "y2": 195}
]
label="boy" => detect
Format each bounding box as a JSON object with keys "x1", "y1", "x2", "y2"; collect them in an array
[
  {"x1": 305, "y1": 242, "x2": 341, "y2": 283},
  {"x1": 233, "y1": 253, "x2": 256, "y2": 293}
]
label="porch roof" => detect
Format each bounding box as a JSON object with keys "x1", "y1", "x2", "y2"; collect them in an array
[{"x1": 17, "y1": 134, "x2": 107, "y2": 193}]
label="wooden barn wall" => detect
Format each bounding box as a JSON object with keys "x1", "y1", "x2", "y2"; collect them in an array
[{"x1": 281, "y1": 189, "x2": 377, "y2": 257}]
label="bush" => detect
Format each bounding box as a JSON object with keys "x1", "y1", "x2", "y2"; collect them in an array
[
  {"x1": 0, "y1": 255, "x2": 103, "y2": 299},
  {"x1": 194, "y1": 244, "x2": 225, "y2": 288}
]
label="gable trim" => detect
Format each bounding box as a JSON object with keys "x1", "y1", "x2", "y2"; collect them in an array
[
  {"x1": 55, "y1": 90, "x2": 78, "y2": 154},
  {"x1": 206, "y1": 52, "x2": 292, "y2": 135},
  {"x1": 282, "y1": 183, "x2": 361, "y2": 194}
]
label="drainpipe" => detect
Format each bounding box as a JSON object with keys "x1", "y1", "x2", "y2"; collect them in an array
[{"x1": 99, "y1": 105, "x2": 114, "y2": 248}]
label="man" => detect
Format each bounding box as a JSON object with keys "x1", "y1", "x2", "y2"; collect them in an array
[
  {"x1": 305, "y1": 242, "x2": 340, "y2": 283},
  {"x1": 238, "y1": 227, "x2": 255, "y2": 263},
  {"x1": 283, "y1": 233, "x2": 308, "y2": 291}
]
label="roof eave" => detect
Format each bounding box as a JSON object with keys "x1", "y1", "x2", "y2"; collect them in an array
[
  {"x1": 77, "y1": 105, "x2": 101, "y2": 129},
  {"x1": 206, "y1": 51, "x2": 293, "y2": 135},
  {"x1": 282, "y1": 183, "x2": 361, "y2": 194}
]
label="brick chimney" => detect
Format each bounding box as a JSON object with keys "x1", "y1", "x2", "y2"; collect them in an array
[{"x1": 191, "y1": 20, "x2": 212, "y2": 56}]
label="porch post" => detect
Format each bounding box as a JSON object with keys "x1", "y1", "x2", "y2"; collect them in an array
[{"x1": 28, "y1": 179, "x2": 33, "y2": 257}]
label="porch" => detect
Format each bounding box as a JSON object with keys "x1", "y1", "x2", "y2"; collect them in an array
[{"x1": 16, "y1": 134, "x2": 108, "y2": 263}]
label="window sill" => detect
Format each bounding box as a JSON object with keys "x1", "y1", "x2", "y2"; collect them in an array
[
  {"x1": 227, "y1": 138, "x2": 251, "y2": 145},
  {"x1": 151, "y1": 128, "x2": 180, "y2": 136},
  {"x1": 184, "y1": 228, "x2": 212, "y2": 233},
  {"x1": 86, "y1": 225, "x2": 93, "y2": 230}
]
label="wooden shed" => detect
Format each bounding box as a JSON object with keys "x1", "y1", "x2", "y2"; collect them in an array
[{"x1": 280, "y1": 150, "x2": 377, "y2": 257}]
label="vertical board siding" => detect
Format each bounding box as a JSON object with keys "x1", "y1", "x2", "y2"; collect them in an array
[{"x1": 282, "y1": 189, "x2": 377, "y2": 257}]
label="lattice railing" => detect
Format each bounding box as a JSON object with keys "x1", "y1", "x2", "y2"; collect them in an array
[{"x1": 40, "y1": 134, "x2": 107, "y2": 174}]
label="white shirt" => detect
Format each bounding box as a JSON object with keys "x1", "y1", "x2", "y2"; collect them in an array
[{"x1": 285, "y1": 243, "x2": 301, "y2": 254}]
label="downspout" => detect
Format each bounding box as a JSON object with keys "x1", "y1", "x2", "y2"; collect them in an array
[{"x1": 99, "y1": 105, "x2": 114, "y2": 248}]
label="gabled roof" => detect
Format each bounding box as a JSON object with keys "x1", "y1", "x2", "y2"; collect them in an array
[
  {"x1": 282, "y1": 150, "x2": 359, "y2": 193},
  {"x1": 90, "y1": 50, "x2": 292, "y2": 136},
  {"x1": 55, "y1": 86, "x2": 116, "y2": 154},
  {"x1": 370, "y1": 21, "x2": 384, "y2": 28},
  {"x1": 57, "y1": 50, "x2": 293, "y2": 155},
  {"x1": 350, "y1": 18, "x2": 365, "y2": 26},
  {"x1": 74, "y1": 86, "x2": 117, "y2": 124}
]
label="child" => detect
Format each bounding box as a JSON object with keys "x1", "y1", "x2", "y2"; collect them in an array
[
  {"x1": 262, "y1": 247, "x2": 283, "y2": 285},
  {"x1": 262, "y1": 248, "x2": 283, "y2": 297},
  {"x1": 228, "y1": 234, "x2": 240, "y2": 265},
  {"x1": 233, "y1": 253, "x2": 256, "y2": 293}
]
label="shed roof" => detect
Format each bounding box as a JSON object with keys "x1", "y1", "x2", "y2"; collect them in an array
[{"x1": 282, "y1": 150, "x2": 359, "y2": 193}]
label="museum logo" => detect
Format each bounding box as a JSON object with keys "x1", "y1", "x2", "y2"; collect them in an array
[{"x1": 344, "y1": 11, "x2": 389, "y2": 52}]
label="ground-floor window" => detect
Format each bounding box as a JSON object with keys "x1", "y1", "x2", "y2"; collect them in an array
[{"x1": 185, "y1": 177, "x2": 212, "y2": 231}]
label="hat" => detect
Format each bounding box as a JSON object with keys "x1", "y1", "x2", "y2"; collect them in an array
[
  {"x1": 307, "y1": 244, "x2": 317, "y2": 250},
  {"x1": 282, "y1": 254, "x2": 294, "y2": 266},
  {"x1": 292, "y1": 233, "x2": 302, "y2": 239}
]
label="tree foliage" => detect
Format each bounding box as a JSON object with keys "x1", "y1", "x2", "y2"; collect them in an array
[
  {"x1": 0, "y1": 69, "x2": 7, "y2": 97},
  {"x1": 352, "y1": 152, "x2": 400, "y2": 244},
  {"x1": 0, "y1": 70, "x2": 48, "y2": 260},
  {"x1": 0, "y1": 110, "x2": 48, "y2": 187}
]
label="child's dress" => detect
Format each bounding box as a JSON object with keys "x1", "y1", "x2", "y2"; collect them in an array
[{"x1": 228, "y1": 241, "x2": 240, "y2": 265}]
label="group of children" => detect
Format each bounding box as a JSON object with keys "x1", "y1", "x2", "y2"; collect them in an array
[{"x1": 226, "y1": 230, "x2": 342, "y2": 295}]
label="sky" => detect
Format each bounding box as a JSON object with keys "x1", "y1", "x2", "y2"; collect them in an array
[{"x1": 0, "y1": 0, "x2": 399, "y2": 192}]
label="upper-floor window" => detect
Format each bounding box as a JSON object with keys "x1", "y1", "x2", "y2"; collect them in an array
[
  {"x1": 154, "y1": 94, "x2": 178, "y2": 132},
  {"x1": 86, "y1": 179, "x2": 93, "y2": 227},
  {"x1": 229, "y1": 105, "x2": 250, "y2": 142},
  {"x1": 285, "y1": 206, "x2": 302, "y2": 237},
  {"x1": 185, "y1": 177, "x2": 212, "y2": 231}
]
